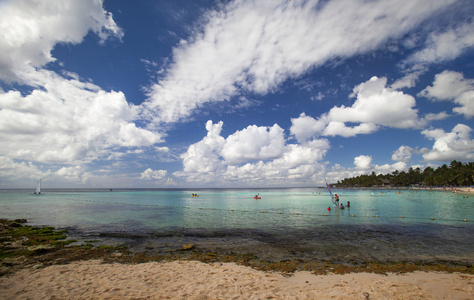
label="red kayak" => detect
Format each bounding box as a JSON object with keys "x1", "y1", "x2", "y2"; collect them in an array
[{"x1": 254, "y1": 196, "x2": 261, "y2": 199}]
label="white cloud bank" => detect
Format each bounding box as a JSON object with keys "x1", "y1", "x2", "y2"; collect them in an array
[
  {"x1": 145, "y1": 0, "x2": 454, "y2": 123},
  {"x1": 0, "y1": 0, "x2": 161, "y2": 180},
  {"x1": 0, "y1": 70, "x2": 162, "y2": 164},
  {"x1": 389, "y1": 124, "x2": 474, "y2": 164},
  {"x1": 176, "y1": 120, "x2": 330, "y2": 186},
  {"x1": 187, "y1": 84, "x2": 435, "y2": 185}
]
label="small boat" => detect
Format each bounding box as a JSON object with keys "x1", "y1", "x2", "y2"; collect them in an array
[
  {"x1": 34, "y1": 179, "x2": 41, "y2": 195},
  {"x1": 254, "y1": 196, "x2": 261, "y2": 199}
]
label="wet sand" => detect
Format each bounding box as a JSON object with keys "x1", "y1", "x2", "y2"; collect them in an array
[
  {"x1": 1, "y1": 260, "x2": 473, "y2": 299},
  {"x1": 458, "y1": 187, "x2": 473, "y2": 194}
]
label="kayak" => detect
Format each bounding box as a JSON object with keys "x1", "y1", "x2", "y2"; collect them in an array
[{"x1": 254, "y1": 196, "x2": 261, "y2": 199}]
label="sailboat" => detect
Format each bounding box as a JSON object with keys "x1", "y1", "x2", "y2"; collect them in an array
[
  {"x1": 325, "y1": 178, "x2": 339, "y2": 208},
  {"x1": 34, "y1": 179, "x2": 41, "y2": 195}
]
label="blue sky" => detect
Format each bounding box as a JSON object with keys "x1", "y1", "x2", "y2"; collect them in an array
[{"x1": 0, "y1": 0, "x2": 473, "y2": 188}]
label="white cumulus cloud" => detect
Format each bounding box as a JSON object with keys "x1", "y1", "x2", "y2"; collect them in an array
[
  {"x1": 418, "y1": 70, "x2": 474, "y2": 118},
  {"x1": 181, "y1": 120, "x2": 226, "y2": 173},
  {"x1": 221, "y1": 124, "x2": 285, "y2": 164},
  {"x1": 141, "y1": 168, "x2": 168, "y2": 180},
  {"x1": 0, "y1": 0, "x2": 123, "y2": 82},
  {"x1": 56, "y1": 165, "x2": 91, "y2": 184},
  {"x1": 0, "y1": 0, "x2": 162, "y2": 170},
  {"x1": 290, "y1": 113, "x2": 328, "y2": 143},
  {"x1": 392, "y1": 145, "x2": 414, "y2": 162},
  {"x1": 327, "y1": 76, "x2": 420, "y2": 131},
  {"x1": 354, "y1": 155, "x2": 372, "y2": 170},
  {"x1": 0, "y1": 70, "x2": 163, "y2": 164},
  {"x1": 177, "y1": 120, "x2": 330, "y2": 186},
  {"x1": 0, "y1": 156, "x2": 48, "y2": 184},
  {"x1": 292, "y1": 76, "x2": 424, "y2": 139},
  {"x1": 421, "y1": 124, "x2": 474, "y2": 161},
  {"x1": 323, "y1": 122, "x2": 379, "y2": 138}
]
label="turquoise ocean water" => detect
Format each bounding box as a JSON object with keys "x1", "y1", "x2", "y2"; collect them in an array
[{"x1": 0, "y1": 188, "x2": 472, "y2": 263}]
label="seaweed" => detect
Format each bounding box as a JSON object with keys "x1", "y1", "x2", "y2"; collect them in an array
[{"x1": 1, "y1": 219, "x2": 472, "y2": 277}]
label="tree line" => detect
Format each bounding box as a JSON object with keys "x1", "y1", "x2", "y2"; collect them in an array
[{"x1": 335, "y1": 160, "x2": 474, "y2": 188}]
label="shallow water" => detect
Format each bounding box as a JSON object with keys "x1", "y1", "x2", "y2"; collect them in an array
[{"x1": 0, "y1": 188, "x2": 472, "y2": 263}]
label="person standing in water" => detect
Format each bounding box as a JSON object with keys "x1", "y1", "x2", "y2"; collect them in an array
[{"x1": 334, "y1": 193, "x2": 339, "y2": 206}]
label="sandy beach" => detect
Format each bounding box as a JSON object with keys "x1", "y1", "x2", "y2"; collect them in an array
[
  {"x1": 1, "y1": 260, "x2": 473, "y2": 299},
  {"x1": 457, "y1": 187, "x2": 473, "y2": 194}
]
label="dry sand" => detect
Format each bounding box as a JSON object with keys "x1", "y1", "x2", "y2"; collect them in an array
[
  {"x1": 428, "y1": 187, "x2": 473, "y2": 194},
  {"x1": 1, "y1": 260, "x2": 473, "y2": 299}
]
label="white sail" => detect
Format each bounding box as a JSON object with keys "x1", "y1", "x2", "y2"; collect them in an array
[
  {"x1": 325, "y1": 178, "x2": 338, "y2": 208},
  {"x1": 35, "y1": 179, "x2": 41, "y2": 194}
]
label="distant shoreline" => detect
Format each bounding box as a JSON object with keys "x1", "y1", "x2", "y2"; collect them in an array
[
  {"x1": 331, "y1": 186, "x2": 473, "y2": 194},
  {"x1": 2, "y1": 186, "x2": 472, "y2": 194}
]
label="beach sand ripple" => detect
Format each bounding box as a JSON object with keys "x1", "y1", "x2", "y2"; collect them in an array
[{"x1": 1, "y1": 260, "x2": 473, "y2": 299}]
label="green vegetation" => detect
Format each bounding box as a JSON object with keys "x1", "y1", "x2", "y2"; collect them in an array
[
  {"x1": 0, "y1": 219, "x2": 130, "y2": 276},
  {"x1": 336, "y1": 160, "x2": 474, "y2": 188},
  {"x1": 0, "y1": 219, "x2": 73, "y2": 260}
]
